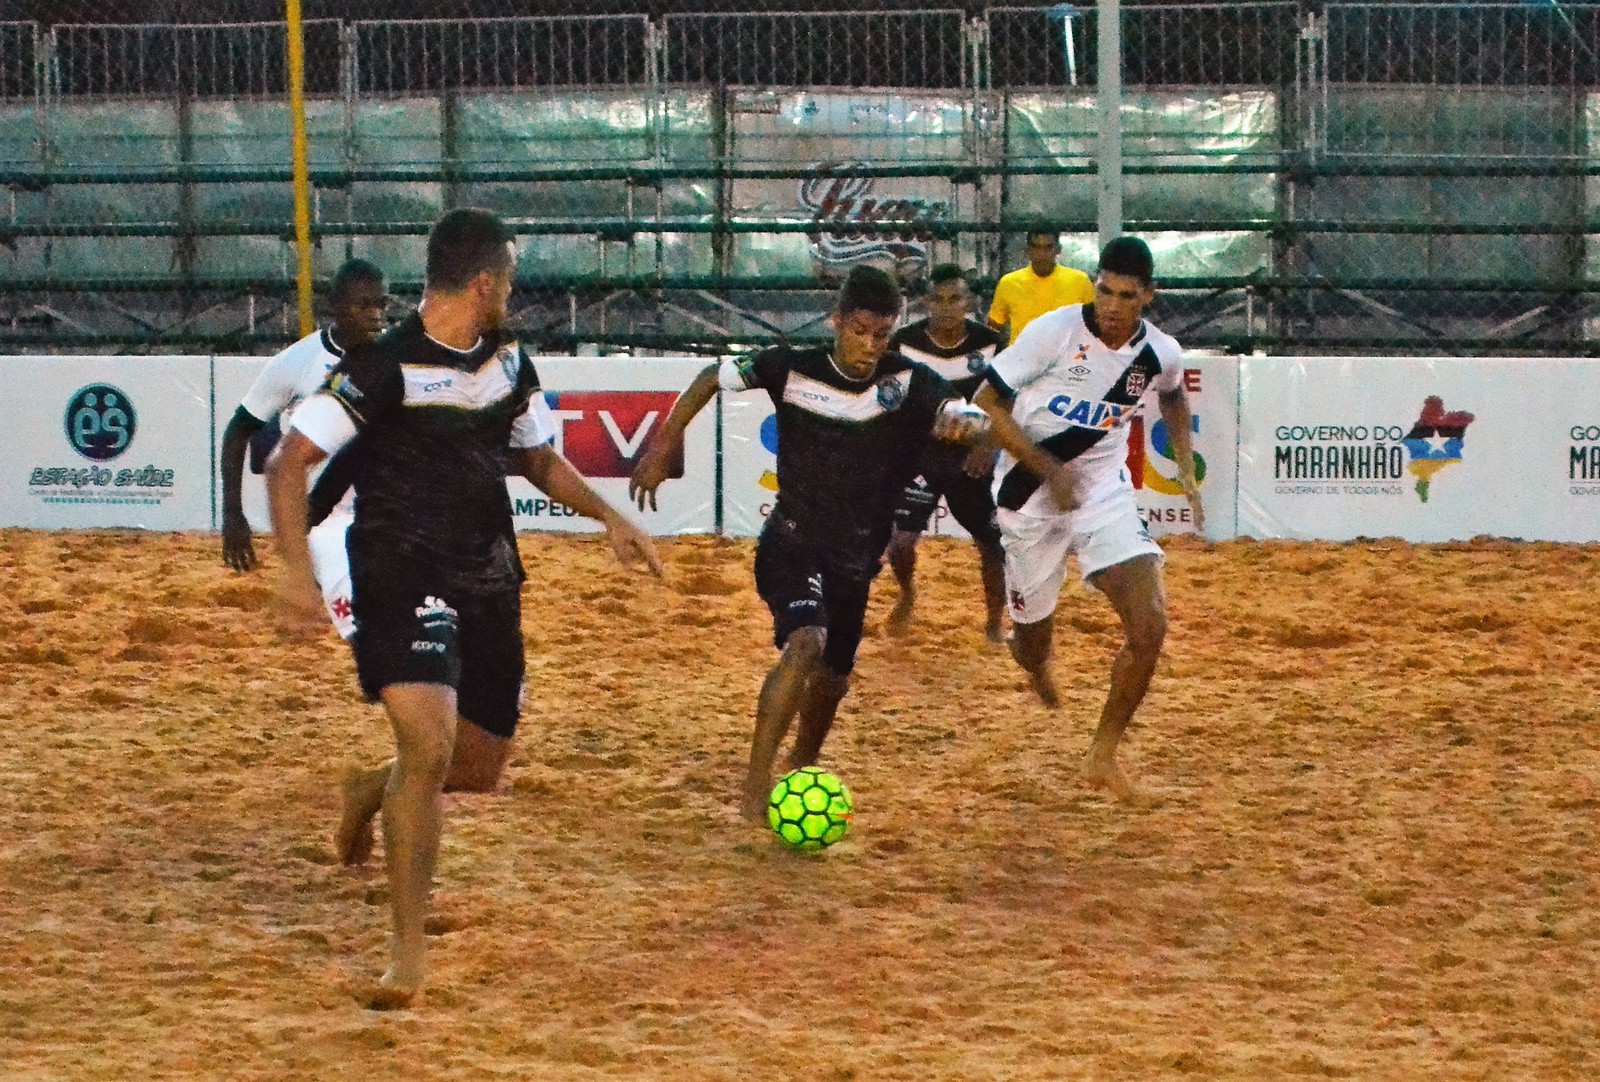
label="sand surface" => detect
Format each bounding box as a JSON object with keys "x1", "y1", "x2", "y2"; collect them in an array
[{"x1": 1, "y1": 530, "x2": 1597, "y2": 1080}]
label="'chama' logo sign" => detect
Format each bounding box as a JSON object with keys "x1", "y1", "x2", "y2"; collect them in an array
[{"x1": 799, "y1": 165, "x2": 948, "y2": 275}]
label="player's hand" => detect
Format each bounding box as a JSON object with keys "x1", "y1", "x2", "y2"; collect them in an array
[
  {"x1": 1042, "y1": 462, "x2": 1079, "y2": 513},
  {"x1": 221, "y1": 508, "x2": 256, "y2": 572},
  {"x1": 275, "y1": 575, "x2": 326, "y2": 638},
  {"x1": 628, "y1": 442, "x2": 674, "y2": 512},
  {"x1": 931, "y1": 400, "x2": 989, "y2": 444},
  {"x1": 962, "y1": 441, "x2": 998, "y2": 479},
  {"x1": 1181, "y1": 476, "x2": 1206, "y2": 534},
  {"x1": 605, "y1": 515, "x2": 664, "y2": 577}
]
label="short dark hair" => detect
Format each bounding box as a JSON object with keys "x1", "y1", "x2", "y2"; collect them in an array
[
  {"x1": 927, "y1": 262, "x2": 968, "y2": 288},
  {"x1": 1098, "y1": 236, "x2": 1155, "y2": 284},
  {"x1": 426, "y1": 208, "x2": 515, "y2": 293},
  {"x1": 1025, "y1": 224, "x2": 1061, "y2": 246},
  {"x1": 329, "y1": 258, "x2": 384, "y2": 302},
  {"x1": 837, "y1": 264, "x2": 901, "y2": 317}
]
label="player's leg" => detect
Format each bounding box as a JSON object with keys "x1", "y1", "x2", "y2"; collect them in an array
[
  {"x1": 997, "y1": 510, "x2": 1073, "y2": 708},
  {"x1": 747, "y1": 628, "x2": 826, "y2": 817},
  {"x1": 886, "y1": 476, "x2": 937, "y2": 636},
  {"x1": 338, "y1": 590, "x2": 522, "y2": 866},
  {"x1": 785, "y1": 572, "x2": 871, "y2": 769},
  {"x1": 448, "y1": 586, "x2": 523, "y2": 792},
  {"x1": 374, "y1": 681, "x2": 458, "y2": 1007},
  {"x1": 1078, "y1": 503, "x2": 1167, "y2": 801},
  {"x1": 336, "y1": 721, "x2": 512, "y2": 867},
  {"x1": 944, "y1": 472, "x2": 1007, "y2": 643},
  {"x1": 1008, "y1": 614, "x2": 1059, "y2": 709},
  {"x1": 343, "y1": 570, "x2": 465, "y2": 1005},
  {"x1": 744, "y1": 529, "x2": 829, "y2": 818}
]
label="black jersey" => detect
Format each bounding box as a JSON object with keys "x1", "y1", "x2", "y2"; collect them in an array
[
  {"x1": 316, "y1": 313, "x2": 550, "y2": 593},
  {"x1": 889, "y1": 318, "x2": 1005, "y2": 480},
  {"x1": 722, "y1": 345, "x2": 954, "y2": 573},
  {"x1": 889, "y1": 318, "x2": 1004, "y2": 402}
]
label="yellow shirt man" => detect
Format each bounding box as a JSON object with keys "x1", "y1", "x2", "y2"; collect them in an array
[{"x1": 987, "y1": 229, "x2": 1095, "y2": 344}]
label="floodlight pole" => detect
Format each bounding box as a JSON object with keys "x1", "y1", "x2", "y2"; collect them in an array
[
  {"x1": 286, "y1": 0, "x2": 316, "y2": 337},
  {"x1": 1097, "y1": 0, "x2": 1123, "y2": 248}
]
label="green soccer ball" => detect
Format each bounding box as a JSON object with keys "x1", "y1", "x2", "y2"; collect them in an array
[{"x1": 767, "y1": 767, "x2": 853, "y2": 851}]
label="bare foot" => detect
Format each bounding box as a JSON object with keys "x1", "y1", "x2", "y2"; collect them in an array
[
  {"x1": 1082, "y1": 754, "x2": 1139, "y2": 804},
  {"x1": 739, "y1": 780, "x2": 770, "y2": 822},
  {"x1": 335, "y1": 765, "x2": 389, "y2": 866},
  {"x1": 366, "y1": 968, "x2": 423, "y2": 1011},
  {"x1": 1026, "y1": 665, "x2": 1061, "y2": 709},
  {"x1": 886, "y1": 591, "x2": 915, "y2": 637}
]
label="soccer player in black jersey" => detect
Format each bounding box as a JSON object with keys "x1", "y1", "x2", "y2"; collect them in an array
[
  {"x1": 267, "y1": 209, "x2": 661, "y2": 1008},
  {"x1": 630, "y1": 265, "x2": 987, "y2": 820},
  {"x1": 883, "y1": 264, "x2": 1008, "y2": 642}
]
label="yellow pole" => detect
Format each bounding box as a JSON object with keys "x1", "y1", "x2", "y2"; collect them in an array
[{"x1": 285, "y1": 0, "x2": 315, "y2": 336}]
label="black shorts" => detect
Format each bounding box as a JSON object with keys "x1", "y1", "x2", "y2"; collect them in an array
[
  {"x1": 348, "y1": 567, "x2": 525, "y2": 739},
  {"x1": 754, "y1": 521, "x2": 877, "y2": 677},
  {"x1": 892, "y1": 467, "x2": 1001, "y2": 547}
]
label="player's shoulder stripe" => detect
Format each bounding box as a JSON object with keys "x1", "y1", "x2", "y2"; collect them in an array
[
  {"x1": 781, "y1": 367, "x2": 912, "y2": 423},
  {"x1": 1139, "y1": 321, "x2": 1184, "y2": 367}
]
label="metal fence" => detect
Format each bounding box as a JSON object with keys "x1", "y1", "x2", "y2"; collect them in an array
[{"x1": 0, "y1": 2, "x2": 1596, "y2": 355}]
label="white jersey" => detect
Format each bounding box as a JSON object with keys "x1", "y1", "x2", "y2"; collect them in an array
[
  {"x1": 986, "y1": 303, "x2": 1184, "y2": 517},
  {"x1": 239, "y1": 328, "x2": 355, "y2": 517}
]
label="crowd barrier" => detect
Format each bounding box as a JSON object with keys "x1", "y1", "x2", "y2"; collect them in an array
[{"x1": 3, "y1": 354, "x2": 1597, "y2": 543}]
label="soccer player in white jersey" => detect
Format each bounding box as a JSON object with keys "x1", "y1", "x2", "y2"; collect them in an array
[
  {"x1": 218, "y1": 259, "x2": 387, "y2": 639},
  {"x1": 973, "y1": 237, "x2": 1203, "y2": 801}
]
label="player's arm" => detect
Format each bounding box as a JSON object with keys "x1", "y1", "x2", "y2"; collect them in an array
[
  {"x1": 628, "y1": 360, "x2": 720, "y2": 512},
  {"x1": 267, "y1": 352, "x2": 388, "y2": 634},
  {"x1": 265, "y1": 427, "x2": 330, "y2": 633},
  {"x1": 985, "y1": 283, "x2": 1009, "y2": 336},
  {"x1": 1157, "y1": 387, "x2": 1204, "y2": 532},
  {"x1": 519, "y1": 444, "x2": 663, "y2": 576},
  {"x1": 306, "y1": 441, "x2": 358, "y2": 529},
  {"x1": 972, "y1": 381, "x2": 1076, "y2": 512},
  {"x1": 219, "y1": 405, "x2": 268, "y2": 571}
]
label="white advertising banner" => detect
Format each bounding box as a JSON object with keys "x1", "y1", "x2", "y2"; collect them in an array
[
  {"x1": 213, "y1": 356, "x2": 272, "y2": 531},
  {"x1": 0, "y1": 356, "x2": 213, "y2": 530},
  {"x1": 720, "y1": 378, "x2": 780, "y2": 538},
  {"x1": 1239, "y1": 356, "x2": 1600, "y2": 542},
  {"x1": 516, "y1": 357, "x2": 717, "y2": 535},
  {"x1": 1128, "y1": 354, "x2": 1239, "y2": 540}
]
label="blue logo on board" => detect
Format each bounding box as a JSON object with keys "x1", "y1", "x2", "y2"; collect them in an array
[{"x1": 66, "y1": 384, "x2": 135, "y2": 461}]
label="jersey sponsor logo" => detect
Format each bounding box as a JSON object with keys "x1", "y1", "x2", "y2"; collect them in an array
[
  {"x1": 402, "y1": 358, "x2": 516, "y2": 410},
  {"x1": 65, "y1": 384, "x2": 135, "y2": 461},
  {"x1": 1045, "y1": 394, "x2": 1137, "y2": 430},
  {"x1": 542, "y1": 391, "x2": 683, "y2": 479},
  {"x1": 414, "y1": 595, "x2": 457, "y2": 626},
  {"x1": 781, "y1": 372, "x2": 904, "y2": 423}
]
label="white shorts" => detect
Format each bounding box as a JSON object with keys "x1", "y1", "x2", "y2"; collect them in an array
[
  {"x1": 307, "y1": 509, "x2": 355, "y2": 640},
  {"x1": 998, "y1": 494, "x2": 1162, "y2": 625}
]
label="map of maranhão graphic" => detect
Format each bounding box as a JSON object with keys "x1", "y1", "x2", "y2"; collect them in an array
[{"x1": 1401, "y1": 396, "x2": 1475, "y2": 503}]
